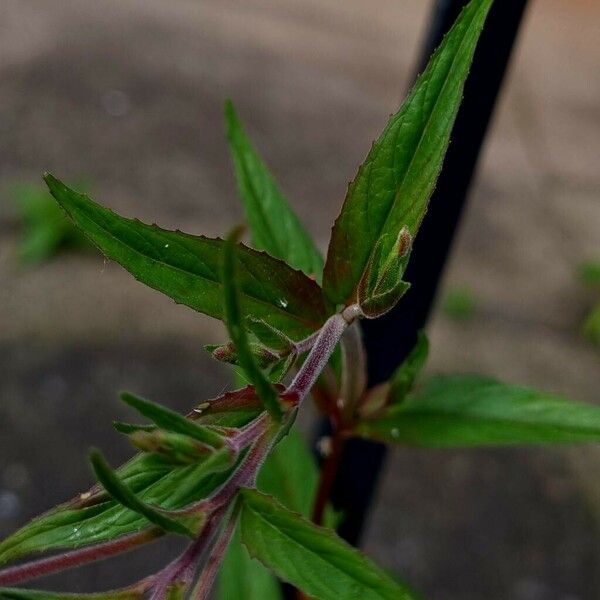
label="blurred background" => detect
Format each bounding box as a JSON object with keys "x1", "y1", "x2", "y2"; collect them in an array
[{"x1": 0, "y1": 1, "x2": 599, "y2": 598}]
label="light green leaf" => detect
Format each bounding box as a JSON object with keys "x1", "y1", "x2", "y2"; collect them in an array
[
  {"x1": 578, "y1": 260, "x2": 600, "y2": 286},
  {"x1": 583, "y1": 302, "x2": 600, "y2": 348},
  {"x1": 256, "y1": 427, "x2": 318, "y2": 515},
  {"x1": 89, "y1": 450, "x2": 199, "y2": 537},
  {"x1": 120, "y1": 392, "x2": 225, "y2": 448},
  {"x1": 223, "y1": 229, "x2": 282, "y2": 420},
  {"x1": 225, "y1": 100, "x2": 324, "y2": 280},
  {"x1": 0, "y1": 452, "x2": 235, "y2": 565},
  {"x1": 389, "y1": 331, "x2": 429, "y2": 402},
  {"x1": 323, "y1": 0, "x2": 493, "y2": 305},
  {"x1": 44, "y1": 174, "x2": 330, "y2": 341},
  {"x1": 12, "y1": 182, "x2": 92, "y2": 265},
  {"x1": 357, "y1": 375, "x2": 600, "y2": 447},
  {"x1": 238, "y1": 489, "x2": 415, "y2": 600},
  {"x1": 218, "y1": 525, "x2": 283, "y2": 600}
]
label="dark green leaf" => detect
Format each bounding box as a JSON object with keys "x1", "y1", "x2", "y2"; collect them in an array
[
  {"x1": 120, "y1": 392, "x2": 225, "y2": 448},
  {"x1": 0, "y1": 453, "x2": 235, "y2": 565},
  {"x1": 389, "y1": 331, "x2": 429, "y2": 402},
  {"x1": 223, "y1": 229, "x2": 282, "y2": 420},
  {"x1": 238, "y1": 489, "x2": 415, "y2": 600},
  {"x1": 44, "y1": 174, "x2": 330, "y2": 341},
  {"x1": 323, "y1": 0, "x2": 493, "y2": 305},
  {"x1": 246, "y1": 318, "x2": 293, "y2": 353},
  {"x1": 225, "y1": 100, "x2": 323, "y2": 280},
  {"x1": 357, "y1": 375, "x2": 600, "y2": 447}
]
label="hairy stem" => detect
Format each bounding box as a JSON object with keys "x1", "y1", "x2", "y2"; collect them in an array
[
  {"x1": 0, "y1": 528, "x2": 162, "y2": 586},
  {"x1": 190, "y1": 502, "x2": 240, "y2": 599},
  {"x1": 289, "y1": 307, "x2": 359, "y2": 401},
  {"x1": 149, "y1": 507, "x2": 226, "y2": 600}
]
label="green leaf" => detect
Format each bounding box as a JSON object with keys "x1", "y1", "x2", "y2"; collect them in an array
[
  {"x1": 44, "y1": 174, "x2": 329, "y2": 341},
  {"x1": 0, "y1": 589, "x2": 141, "y2": 600},
  {"x1": 578, "y1": 260, "x2": 600, "y2": 286},
  {"x1": 89, "y1": 450, "x2": 199, "y2": 537},
  {"x1": 120, "y1": 392, "x2": 225, "y2": 448},
  {"x1": 12, "y1": 182, "x2": 92, "y2": 265},
  {"x1": 218, "y1": 525, "x2": 283, "y2": 600},
  {"x1": 225, "y1": 100, "x2": 324, "y2": 280},
  {"x1": 357, "y1": 375, "x2": 600, "y2": 447},
  {"x1": 0, "y1": 452, "x2": 235, "y2": 565},
  {"x1": 223, "y1": 229, "x2": 282, "y2": 420},
  {"x1": 442, "y1": 287, "x2": 478, "y2": 321},
  {"x1": 389, "y1": 332, "x2": 429, "y2": 402},
  {"x1": 238, "y1": 489, "x2": 415, "y2": 600},
  {"x1": 323, "y1": 0, "x2": 493, "y2": 305},
  {"x1": 257, "y1": 427, "x2": 318, "y2": 515},
  {"x1": 583, "y1": 302, "x2": 600, "y2": 348}
]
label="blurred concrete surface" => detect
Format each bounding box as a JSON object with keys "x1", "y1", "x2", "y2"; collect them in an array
[{"x1": 0, "y1": 1, "x2": 599, "y2": 598}]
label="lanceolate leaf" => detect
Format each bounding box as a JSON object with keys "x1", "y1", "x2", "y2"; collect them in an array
[
  {"x1": 89, "y1": 450, "x2": 201, "y2": 537},
  {"x1": 223, "y1": 230, "x2": 282, "y2": 420},
  {"x1": 225, "y1": 100, "x2": 324, "y2": 280},
  {"x1": 323, "y1": 0, "x2": 493, "y2": 305},
  {"x1": 44, "y1": 174, "x2": 329, "y2": 341},
  {"x1": 218, "y1": 527, "x2": 283, "y2": 600},
  {"x1": 357, "y1": 375, "x2": 600, "y2": 447},
  {"x1": 238, "y1": 489, "x2": 416, "y2": 600},
  {"x1": 388, "y1": 331, "x2": 429, "y2": 402},
  {"x1": 120, "y1": 392, "x2": 225, "y2": 448},
  {"x1": 256, "y1": 427, "x2": 318, "y2": 515},
  {"x1": 0, "y1": 453, "x2": 235, "y2": 565}
]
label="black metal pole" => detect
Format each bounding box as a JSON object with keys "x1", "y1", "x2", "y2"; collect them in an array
[{"x1": 327, "y1": 0, "x2": 530, "y2": 546}]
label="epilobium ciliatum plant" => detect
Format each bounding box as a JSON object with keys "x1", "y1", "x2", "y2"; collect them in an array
[{"x1": 2, "y1": 1, "x2": 600, "y2": 598}]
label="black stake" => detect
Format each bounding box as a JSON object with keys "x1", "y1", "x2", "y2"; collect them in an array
[{"x1": 328, "y1": 0, "x2": 530, "y2": 546}]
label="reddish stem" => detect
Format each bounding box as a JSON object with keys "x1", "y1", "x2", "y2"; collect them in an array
[
  {"x1": 190, "y1": 502, "x2": 240, "y2": 599},
  {"x1": 311, "y1": 432, "x2": 346, "y2": 526},
  {"x1": 289, "y1": 314, "x2": 349, "y2": 401},
  {"x1": 149, "y1": 507, "x2": 226, "y2": 600},
  {"x1": 0, "y1": 528, "x2": 162, "y2": 586}
]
